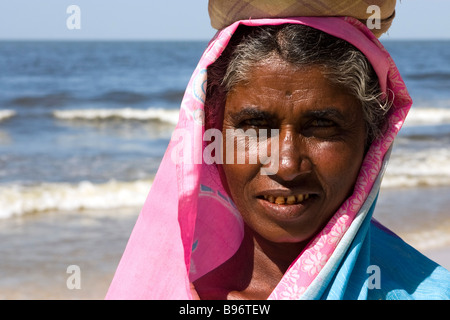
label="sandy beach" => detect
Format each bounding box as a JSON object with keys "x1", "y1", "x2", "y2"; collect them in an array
[
  {"x1": 422, "y1": 247, "x2": 450, "y2": 272},
  {"x1": 0, "y1": 207, "x2": 139, "y2": 300}
]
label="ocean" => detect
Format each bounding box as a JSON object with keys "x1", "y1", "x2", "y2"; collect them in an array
[{"x1": 0, "y1": 40, "x2": 449, "y2": 299}]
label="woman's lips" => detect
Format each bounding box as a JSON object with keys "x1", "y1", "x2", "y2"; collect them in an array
[{"x1": 256, "y1": 193, "x2": 315, "y2": 221}]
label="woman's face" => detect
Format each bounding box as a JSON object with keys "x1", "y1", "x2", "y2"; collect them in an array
[{"x1": 221, "y1": 57, "x2": 367, "y2": 244}]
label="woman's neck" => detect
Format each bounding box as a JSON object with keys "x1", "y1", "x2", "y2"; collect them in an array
[{"x1": 193, "y1": 225, "x2": 308, "y2": 300}]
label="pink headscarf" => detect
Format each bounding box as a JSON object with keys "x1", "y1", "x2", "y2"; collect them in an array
[{"x1": 106, "y1": 16, "x2": 412, "y2": 300}]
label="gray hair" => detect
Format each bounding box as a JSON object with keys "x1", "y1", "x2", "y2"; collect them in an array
[{"x1": 206, "y1": 24, "x2": 392, "y2": 145}]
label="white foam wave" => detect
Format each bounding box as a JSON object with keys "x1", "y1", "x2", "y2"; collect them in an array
[
  {"x1": 0, "y1": 179, "x2": 152, "y2": 219},
  {"x1": 0, "y1": 109, "x2": 15, "y2": 122},
  {"x1": 404, "y1": 107, "x2": 450, "y2": 126},
  {"x1": 382, "y1": 148, "x2": 450, "y2": 188},
  {"x1": 401, "y1": 227, "x2": 450, "y2": 251},
  {"x1": 53, "y1": 108, "x2": 179, "y2": 125}
]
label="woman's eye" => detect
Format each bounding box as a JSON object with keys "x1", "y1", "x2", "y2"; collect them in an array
[
  {"x1": 302, "y1": 118, "x2": 340, "y2": 139},
  {"x1": 241, "y1": 118, "x2": 270, "y2": 128},
  {"x1": 310, "y1": 119, "x2": 335, "y2": 127}
]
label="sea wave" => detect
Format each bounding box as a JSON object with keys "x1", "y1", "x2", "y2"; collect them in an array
[
  {"x1": 382, "y1": 175, "x2": 450, "y2": 189},
  {"x1": 404, "y1": 107, "x2": 450, "y2": 126},
  {"x1": 0, "y1": 179, "x2": 152, "y2": 219},
  {"x1": 53, "y1": 107, "x2": 179, "y2": 125},
  {"x1": 92, "y1": 90, "x2": 149, "y2": 104},
  {"x1": 8, "y1": 89, "x2": 184, "y2": 108},
  {"x1": 10, "y1": 93, "x2": 72, "y2": 107},
  {"x1": 406, "y1": 71, "x2": 450, "y2": 81},
  {"x1": 0, "y1": 109, "x2": 15, "y2": 122},
  {"x1": 382, "y1": 148, "x2": 450, "y2": 188},
  {"x1": 402, "y1": 225, "x2": 450, "y2": 251}
]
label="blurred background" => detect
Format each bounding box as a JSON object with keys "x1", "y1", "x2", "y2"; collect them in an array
[{"x1": 0, "y1": 0, "x2": 449, "y2": 299}]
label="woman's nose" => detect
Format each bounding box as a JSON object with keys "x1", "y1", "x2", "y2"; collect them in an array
[{"x1": 275, "y1": 129, "x2": 311, "y2": 181}]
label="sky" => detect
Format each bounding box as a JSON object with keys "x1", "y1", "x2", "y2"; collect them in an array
[{"x1": 0, "y1": 0, "x2": 449, "y2": 41}]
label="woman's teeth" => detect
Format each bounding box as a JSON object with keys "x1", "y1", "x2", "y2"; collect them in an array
[{"x1": 263, "y1": 194, "x2": 309, "y2": 205}]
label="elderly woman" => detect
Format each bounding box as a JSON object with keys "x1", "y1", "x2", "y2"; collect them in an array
[{"x1": 106, "y1": 16, "x2": 450, "y2": 300}]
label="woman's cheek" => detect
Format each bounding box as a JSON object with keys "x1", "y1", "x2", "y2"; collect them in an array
[{"x1": 312, "y1": 142, "x2": 363, "y2": 194}]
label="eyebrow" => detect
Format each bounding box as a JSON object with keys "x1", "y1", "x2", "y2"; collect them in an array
[
  {"x1": 304, "y1": 108, "x2": 346, "y2": 121},
  {"x1": 231, "y1": 106, "x2": 347, "y2": 121},
  {"x1": 230, "y1": 107, "x2": 274, "y2": 121}
]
